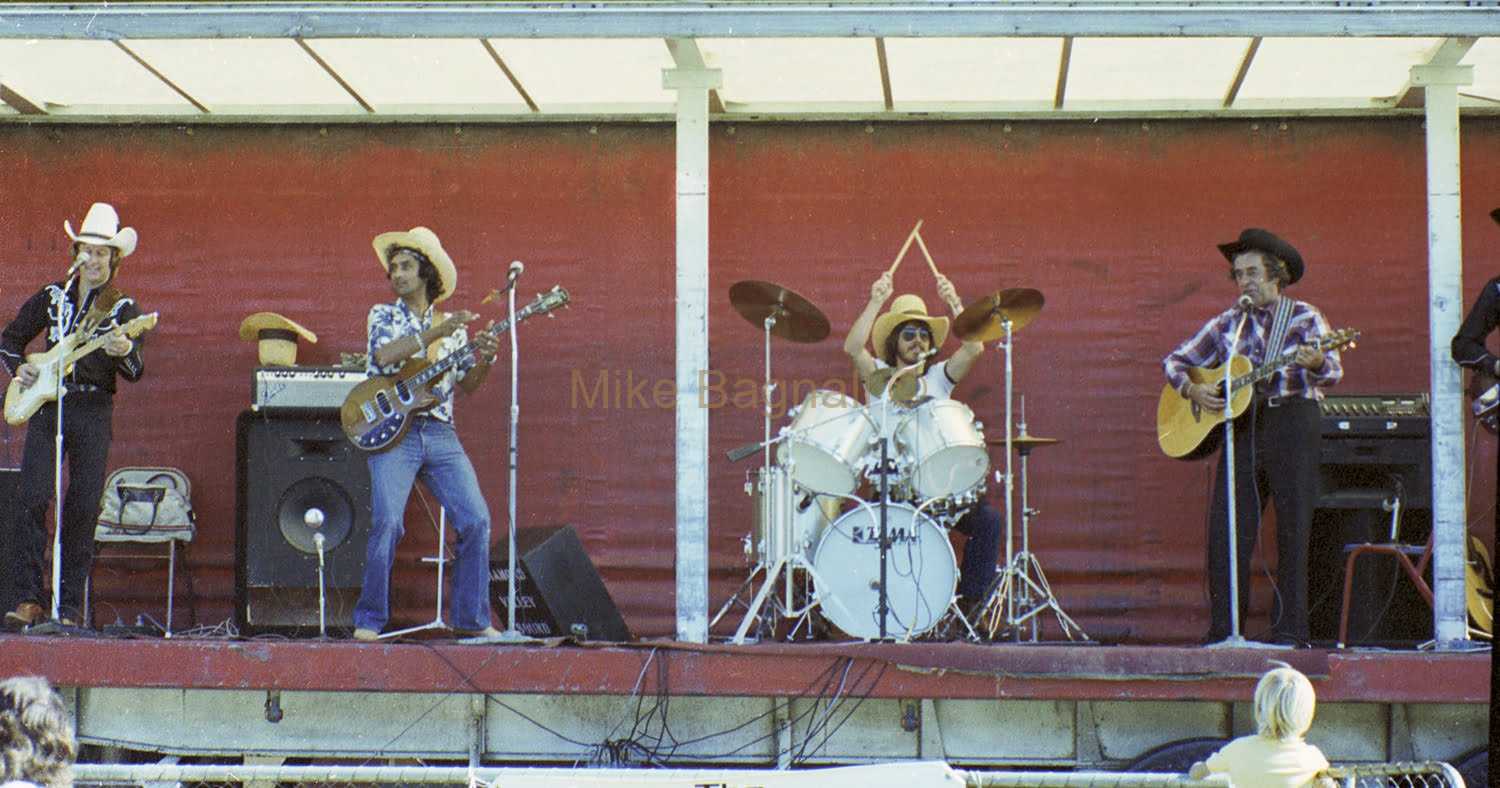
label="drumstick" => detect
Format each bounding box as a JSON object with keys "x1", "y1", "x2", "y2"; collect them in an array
[
  {"x1": 912, "y1": 226, "x2": 943, "y2": 280},
  {"x1": 885, "y1": 220, "x2": 924, "y2": 277}
]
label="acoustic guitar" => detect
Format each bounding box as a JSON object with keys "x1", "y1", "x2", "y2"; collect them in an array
[
  {"x1": 3, "y1": 311, "x2": 159, "y2": 426},
  {"x1": 340, "y1": 286, "x2": 569, "y2": 452},
  {"x1": 1156, "y1": 327, "x2": 1359, "y2": 460}
]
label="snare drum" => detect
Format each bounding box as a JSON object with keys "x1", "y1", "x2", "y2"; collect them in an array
[
  {"x1": 811, "y1": 501, "x2": 957, "y2": 640},
  {"x1": 777, "y1": 389, "x2": 875, "y2": 496},
  {"x1": 895, "y1": 399, "x2": 989, "y2": 500},
  {"x1": 747, "y1": 466, "x2": 836, "y2": 566}
]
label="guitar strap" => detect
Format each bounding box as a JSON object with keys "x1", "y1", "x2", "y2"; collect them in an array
[
  {"x1": 426, "y1": 311, "x2": 449, "y2": 359},
  {"x1": 77, "y1": 286, "x2": 125, "y2": 337},
  {"x1": 1260, "y1": 296, "x2": 1295, "y2": 389}
]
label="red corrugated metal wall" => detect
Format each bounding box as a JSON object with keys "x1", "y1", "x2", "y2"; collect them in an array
[{"x1": 1, "y1": 118, "x2": 1496, "y2": 642}]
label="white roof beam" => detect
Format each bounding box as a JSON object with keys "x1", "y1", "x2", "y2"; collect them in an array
[
  {"x1": 296, "y1": 38, "x2": 374, "y2": 113},
  {"x1": 1392, "y1": 37, "x2": 1477, "y2": 109},
  {"x1": 0, "y1": 78, "x2": 45, "y2": 114},
  {"x1": 664, "y1": 38, "x2": 724, "y2": 114},
  {"x1": 115, "y1": 40, "x2": 209, "y2": 113},
  {"x1": 481, "y1": 39, "x2": 539, "y2": 112},
  {"x1": 1, "y1": 2, "x2": 1497, "y2": 40},
  {"x1": 1223, "y1": 37, "x2": 1261, "y2": 108}
]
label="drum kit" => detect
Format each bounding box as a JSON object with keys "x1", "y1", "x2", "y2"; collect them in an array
[{"x1": 713, "y1": 275, "x2": 1088, "y2": 644}]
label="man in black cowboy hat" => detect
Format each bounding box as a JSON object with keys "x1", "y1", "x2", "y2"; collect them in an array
[
  {"x1": 1163, "y1": 228, "x2": 1343, "y2": 646},
  {"x1": 1, "y1": 203, "x2": 146, "y2": 629},
  {"x1": 1448, "y1": 206, "x2": 1500, "y2": 776}
]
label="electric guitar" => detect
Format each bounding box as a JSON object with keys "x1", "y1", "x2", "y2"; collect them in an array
[
  {"x1": 340, "y1": 286, "x2": 570, "y2": 452},
  {"x1": 1468, "y1": 534, "x2": 1494, "y2": 636},
  {"x1": 1156, "y1": 327, "x2": 1359, "y2": 460},
  {"x1": 3, "y1": 312, "x2": 159, "y2": 426},
  {"x1": 1465, "y1": 369, "x2": 1499, "y2": 434}
]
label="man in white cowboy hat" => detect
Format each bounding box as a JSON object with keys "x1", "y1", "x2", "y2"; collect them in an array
[
  {"x1": 1164, "y1": 228, "x2": 1343, "y2": 647},
  {"x1": 845, "y1": 270, "x2": 1003, "y2": 614},
  {"x1": 1, "y1": 202, "x2": 146, "y2": 629},
  {"x1": 351, "y1": 226, "x2": 502, "y2": 641}
]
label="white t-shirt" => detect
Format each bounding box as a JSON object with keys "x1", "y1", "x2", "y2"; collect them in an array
[{"x1": 1203, "y1": 734, "x2": 1330, "y2": 788}]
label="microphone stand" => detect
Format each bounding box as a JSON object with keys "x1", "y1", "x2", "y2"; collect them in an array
[
  {"x1": 46, "y1": 270, "x2": 82, "y2": 627},
  {"x1": 496, "y1": 269, "x2": 536, "y2": 643},
  {"x1": 1212, "y1": 302, "x2": 1256, "y2": 648}
]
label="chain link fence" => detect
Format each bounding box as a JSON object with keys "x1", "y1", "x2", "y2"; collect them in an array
[{"x1": 72, "y1": 758, "x2": 1465, "y2": 788}]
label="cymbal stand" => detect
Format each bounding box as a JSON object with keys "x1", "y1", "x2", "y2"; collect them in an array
[{"x1": 980, "y1": 401, "x2": 1087, "y2": 642}]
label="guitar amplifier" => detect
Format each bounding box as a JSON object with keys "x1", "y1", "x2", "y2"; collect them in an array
[
  {"x1": 1318, "y1": 393, "x2": 1431, "y2": 509},
  {"x1": 1319, "y1": 392, "x2": 1430, "y2": 437},
  {"x1": 251, "y1": 366, "x2": 367, "y2": 412}
]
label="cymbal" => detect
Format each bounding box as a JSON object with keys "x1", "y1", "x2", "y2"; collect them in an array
[
  {"x1": 954, "y1": 288, "x2": 1045, "y2": 341},
  {"x1": 728, "y1": 280, "x2": 830, "y2": 343},
  {"x1": 865, "y1": 367, "x2": 923, "y2": 405},
  {"x1": 986, "y1": 435, "x2": 1062, "y2": 450}
]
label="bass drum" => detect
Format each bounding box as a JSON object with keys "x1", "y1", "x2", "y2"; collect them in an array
[{"x1": 811, "y1": 502, "x2": 956, "y2": 640}]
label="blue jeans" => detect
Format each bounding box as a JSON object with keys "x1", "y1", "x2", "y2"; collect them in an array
[{"x1": 353, "y1": 418, "x2": 493, "y2": 632}]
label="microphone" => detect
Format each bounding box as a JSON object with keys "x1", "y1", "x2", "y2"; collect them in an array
[
  {"x1": 1237, "y1": 295, "x2": 1254, "y2": 312},
  {"x1": 508, "y1": 260, "x2": 525, "y2": 280},
  {"x1": 67, "y1": 252, "x2": 88, "y2": 277}
]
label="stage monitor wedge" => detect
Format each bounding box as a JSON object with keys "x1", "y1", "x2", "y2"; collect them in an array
[{"x1": 491, "y1": 524, "x2": 631, "y2": 642}]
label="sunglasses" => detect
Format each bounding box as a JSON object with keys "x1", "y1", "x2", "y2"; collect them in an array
[{"x1": 899, "y1": 326, "x2": 933, "y2": 342}]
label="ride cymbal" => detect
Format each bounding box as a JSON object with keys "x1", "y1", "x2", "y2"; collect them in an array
[
  {"x1": 954, "y1": 288, "x2": 1045, "y2": 341},
  {"x1": 728, "y1": 280, "x2": 830, "y2": 343}
]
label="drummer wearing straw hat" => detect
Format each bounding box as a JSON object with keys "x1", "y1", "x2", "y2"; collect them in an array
[
  {"x1": 2, "y1": 202, "x2": 147, "y2": 629},
  {"x1": 351, "y1": 226, "x2": 502, "y2": 641},
  {"x1": 845, "y1": 268, "x2": 1002, "y2": 612}
]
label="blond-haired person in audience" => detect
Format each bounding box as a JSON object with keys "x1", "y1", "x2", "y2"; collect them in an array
[
  {"x1": 0, "y1": 676, "x2": 75, "y2": 788},
  {"x1": 1190, "y1": 662, "x2": 1333, "y2": 788}
]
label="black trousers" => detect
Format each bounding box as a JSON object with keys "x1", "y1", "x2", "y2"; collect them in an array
[
  {"x1": 1206, "y1": 397, "x2": 1320, "y2": 641},
  {"x1": 6, "y1": 394, "x2": 113, "y2": 618}
]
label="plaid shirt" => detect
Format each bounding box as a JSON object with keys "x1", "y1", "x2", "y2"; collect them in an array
[
  {"x1": 1163, "y1": 296, "x2": 1342, "y2": 401},
  {"x1": 366, "y1": 299, "x2": 477, "y2": 425}
]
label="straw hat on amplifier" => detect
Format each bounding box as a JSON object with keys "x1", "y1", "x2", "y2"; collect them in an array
[{"x1": 239, "y1": 312, "x2": 318, "y2": 366}]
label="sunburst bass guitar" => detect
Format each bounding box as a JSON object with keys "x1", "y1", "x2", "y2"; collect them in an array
[
  {"x1": 1156, "y1": 327, "x2": 1359, "y2": 460},
  {"x1": 4, "y1": 312, "x2": 159, "y2": 426},
  {"x1": 340, "y1": 286, "x2": 570, "y2": 452}
]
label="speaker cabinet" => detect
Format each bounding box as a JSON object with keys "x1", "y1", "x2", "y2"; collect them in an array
[
  {"x1": 491, "y1": 524, "x2": 631, "y2": 642},
  {"x1": 236, "y1": 411, "x2": 372, "y2": 632},
  {"x1": 1309, "y1": 427, "x2": 1433, "y2": 645},
  {"x1": 0, "y1": 469, "x2": 17, "y2": 615}
]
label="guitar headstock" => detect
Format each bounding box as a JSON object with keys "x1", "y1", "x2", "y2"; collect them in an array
[
  {"x1": 521, "y1": 286, "x2": 571, "y2": 319},
  {"x1": 1322, "y1": 327, "x2": 1359, "y2": 352}
]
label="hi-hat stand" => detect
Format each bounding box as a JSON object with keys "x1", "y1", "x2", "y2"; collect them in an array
[{"x1": 977, "y1": 401, "x2": 1087, "y2": 642}]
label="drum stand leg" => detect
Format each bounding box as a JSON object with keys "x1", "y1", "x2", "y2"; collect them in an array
[
  {"x1": 976, "y1": 411, "x2": 1089, "y2": 643},
  {"x1": 728, "y1": 553, "x2": 859, "y2": 645}
]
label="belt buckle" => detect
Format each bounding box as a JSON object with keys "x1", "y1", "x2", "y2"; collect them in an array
[{"x1": 1264, "y1": 394, "x2": 1284, "y2": 408}]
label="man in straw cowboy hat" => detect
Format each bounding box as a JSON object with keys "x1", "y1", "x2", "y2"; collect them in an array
[
  {"x1": 1448, "y1": 206, "x2": 1500, "y2": 777},
  {"x1": 845, "y1": 270, "x2": 1003, "y2": 614},
  {"x1": 1164, "y1": 228, "x2": 1343, "y2": 647},
  {"x1": 352, "y1": 226, "x2": 502, "y2": 641},
  {"x1": 1, "y1": 203, "x2": 146, "y2": 629}
]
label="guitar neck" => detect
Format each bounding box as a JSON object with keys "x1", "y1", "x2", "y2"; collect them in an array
[
  {"x1": 407, "y1": 314, "x2": 517, "y2": 388},
  {"x1": 1232, "y1": 346, "x2": 1303, "y2": 391}
]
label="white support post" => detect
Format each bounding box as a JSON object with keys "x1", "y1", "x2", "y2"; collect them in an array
[
  {"x1": 1413, "y1": 63, "x2": 1474, "y2": 649},
  {"x1": 665, "y1": 64, "x2": 722, "y2": 644}
]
